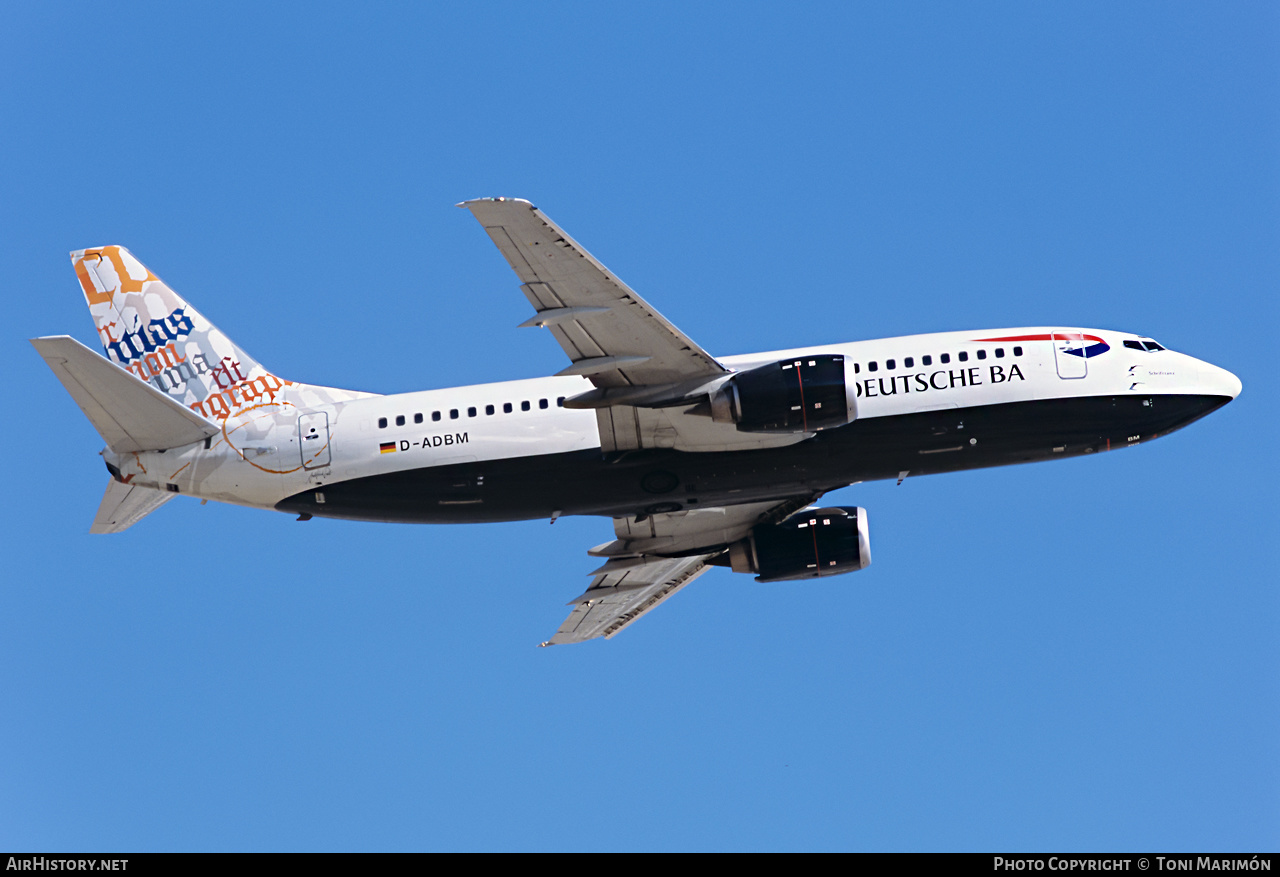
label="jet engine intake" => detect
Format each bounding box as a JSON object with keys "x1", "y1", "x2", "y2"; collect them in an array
[
  {"x1": 726, "y1": 506, "x2": 870, "y2": 582},
  {"x1": 709, "y1": 354, "x2": 855, "y2": 433}
]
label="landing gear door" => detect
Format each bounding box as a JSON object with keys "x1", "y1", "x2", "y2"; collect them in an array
[
  {"x1": 298, "y1": 412, "x2": 332, "y2": 470},
  {"x1": 1052, "y1": 331, "x2": 1088, "y2": 379}
]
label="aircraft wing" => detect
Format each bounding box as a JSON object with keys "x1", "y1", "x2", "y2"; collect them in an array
[
  {"x1": 460, "y1": 198, "x2": 728, "y2": 390},
  {"x1": 544, "y1": 496, "x2": 815, "y2": 645},
  {"x1": 546, "y1": 554, "x2": 713, "y2": 646}
]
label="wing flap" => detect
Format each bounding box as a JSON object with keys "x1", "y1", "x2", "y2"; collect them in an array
[
  {"x1": 544, "y1": 555, "x2": 712, "y2": 646},
  {"x1": 609, "y1": 497, "x2": 815, "y2": 555}
]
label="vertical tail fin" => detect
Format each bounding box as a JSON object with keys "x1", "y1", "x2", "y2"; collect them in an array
[{"x1": 71, "y1": 246, "x2": 289, "y2": 420}]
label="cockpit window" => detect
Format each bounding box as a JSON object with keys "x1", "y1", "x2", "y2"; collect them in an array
[
  {"x1": 1143, "y1": 341, "x2": 1165, "y2": 351},
  {"x1": 1124, "y1": 340, "x2": 1144, "y2": 351}
]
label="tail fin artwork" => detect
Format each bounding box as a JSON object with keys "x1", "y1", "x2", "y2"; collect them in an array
[
  {"x1": 70, "y1": 246, "x2": 287, "y2": 421},
  {"x1": 35, "y1": 247, "x2": 375, "y2": 534}
]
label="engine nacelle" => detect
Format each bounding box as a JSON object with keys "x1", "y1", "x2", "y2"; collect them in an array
[
  {"x1": 727, "y1": 506, "x2": 871, "y2": 582},
  {"x1": 709, "y1": 354, "x2": 856, "y2": 434}
]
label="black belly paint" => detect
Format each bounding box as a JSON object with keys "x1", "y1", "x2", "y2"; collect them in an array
[{"x1": 277, "y1": 394, "x2": 1231, "y2": 524}]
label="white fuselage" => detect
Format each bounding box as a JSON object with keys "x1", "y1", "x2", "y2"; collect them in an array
[{"x1": 102, "y1": 327, "x2": 1241, "y2": 513}]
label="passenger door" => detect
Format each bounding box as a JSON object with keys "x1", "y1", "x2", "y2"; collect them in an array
[
  {"x1": 1052, "y1": 331, "x2": 1088, "y2": 379},
  {"x1": 298, "y1": 411, "x2": 332, "y2": 470}
]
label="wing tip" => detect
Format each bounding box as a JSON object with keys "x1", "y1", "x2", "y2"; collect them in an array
[{"x1": 456, "y1": 196, "x2": 536, "y2": 210}]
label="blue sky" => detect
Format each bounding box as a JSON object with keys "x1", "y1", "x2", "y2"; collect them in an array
[{"x1": 2, "y1": 2, "x2": 1276, "y2": 851}]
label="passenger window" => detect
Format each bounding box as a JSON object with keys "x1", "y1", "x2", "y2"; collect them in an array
[
  {"x1": 557, "y1": 397, "x2": 565, "y2": 407},
  {"x1": 940, "y1": 353, "x2": 950, "y2": 364},
  {"x1": 539, "y1": 399, "x2": 548, "y2": 409},
  {"x1": 995, "y1": 348, "x2": 1004, "y2": 358},
  {"x1": 886, "y1": 359, "x2": 896, "y2": 370},
  {"x1": 958, "y1": 351, "x2": 969, "y2": 362},
  {"x1": 521, "y1": 401, "x2": 531, "y2": 412},
  {"x1": 853, "y1": 363, "x2": 860, "y2": 374},
  {"x1": 868, "y1": 361, "x2": 879, "y2": 372},
  {"x1": 922, "y1": 355, "x2": 932, "y2": 366},
  {"x1": 904, "y1": 357, "x2": 913, "y2": 368},
  {"x1": 378, "y1": 417, "x2": 388, "y2": 429},
  {"x1": 468, "y1": 407, "x2": 477, "y2": 417},
  {"x1": 450, "y1": 409, "x2": 459, "y2": 420},
  {"x1": 395, "y1": 415, "x2": 405, "y2": 427},
  {"x1": 414, "y1": 413, "x2": 423, "y2": 424},
  {"x1": 484, "y1": 404, "x2": 494, "y2": 415},
  {"x1": 432, "y1": 411, "x2": 441, "y2": 422},
  {"x1": 1013, "y1": 346, "x2": 1023, "y2": 357},
  {"x1": 503, "y1": 402, "x2": 513, "y2": 413},
  {"x1": 977, "y1": 350, "x2": 987, "y2": 360}
]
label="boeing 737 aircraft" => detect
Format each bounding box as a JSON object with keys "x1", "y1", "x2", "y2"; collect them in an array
[{"x1": 33, "y1": 198, "x2": 1242, "y2": 645}]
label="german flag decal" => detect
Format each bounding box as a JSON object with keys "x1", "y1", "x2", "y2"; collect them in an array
[{"x1": 379, "y1": 442, "x2": 396, "y2": 454}]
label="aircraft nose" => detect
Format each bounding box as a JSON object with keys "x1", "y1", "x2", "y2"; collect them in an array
[{"x1": 1199, "y1": 361, "x2": 1242, "y2": 400}]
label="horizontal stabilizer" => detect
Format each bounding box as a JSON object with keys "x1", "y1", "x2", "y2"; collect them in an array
[
  {"x1": 91, "y1": 479, "x2": 175, "y2": 534},
  {"x1": 31, "y1": 336, "x2": 220, "y2": 453}
]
